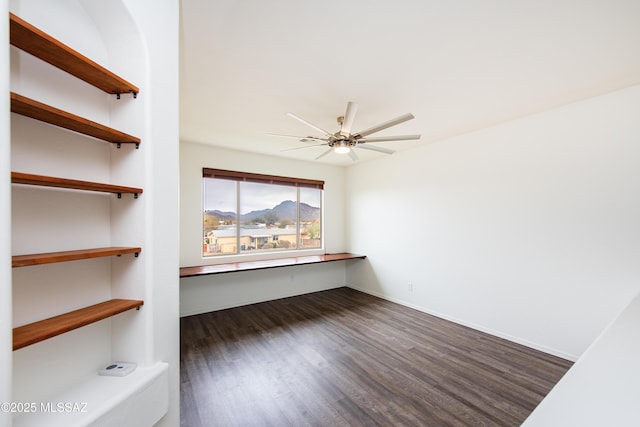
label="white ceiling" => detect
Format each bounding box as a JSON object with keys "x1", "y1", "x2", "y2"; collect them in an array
[{"x1": 179, "y1": 0, "x2": 640, "y2": 166}]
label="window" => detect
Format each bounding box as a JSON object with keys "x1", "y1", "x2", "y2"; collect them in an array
[{"x1": 203, "y1": 168, "x2": 323, "y2": 257}]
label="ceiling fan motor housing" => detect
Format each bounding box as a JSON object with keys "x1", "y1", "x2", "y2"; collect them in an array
[{"x1": 272, "y1": 101, "x2": 420, "y2": 161}]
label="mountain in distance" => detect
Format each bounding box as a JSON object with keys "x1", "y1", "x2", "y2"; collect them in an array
[
  {"x1": 204, "y1": 209, "x2": 235, "y2": 223},
  {"x1": 205, "y1": 200, "x2": 320, "y2": 223},
  {"x1": 276, "y1": 200, "x2": 313, "y2": 220}
]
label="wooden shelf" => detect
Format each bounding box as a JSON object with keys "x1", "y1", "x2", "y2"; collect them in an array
[
  {"x1": 13, "y1": 299, "x2": 144, "y2": 351},
  {"x1": 12, "y1": 247, "x2": 141, "y2": 268},
  {"x1": 9, "y1": 12, "x2": 139, "y2": 96},
  {"x1": 11, "y1": 92, "x2": 141, "y2": 147},
  {"x1": 11, "y1": 172, "x2": 143, "y2": 197},
  {"x1": 180, "y1": 253, "x2": 366, "y2": 277}
]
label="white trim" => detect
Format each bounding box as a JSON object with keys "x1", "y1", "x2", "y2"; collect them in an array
[
  {"x1": 346, "y1": 284, "x2": 579, "y2": 362},
  {"x1": 13, "y1": 362, "x2": 168, "y2": 427}
]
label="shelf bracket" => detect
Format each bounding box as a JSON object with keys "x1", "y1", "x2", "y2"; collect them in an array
[
  {"x1": 117, "y1": 193, "x2": 122, "y2": 199},
  {"x1": 115, "y1": 91, "x2": 137, "y2": 99},
  {"x1": 116, "y1": 142, "x2": 122, "y2": 149},
  {"x1": 135, "y1": 142, "x2": 140, "y2": 149},
  {"x1": 134, "y1": 252, "x2": 140, "y2": 258},
  {"x1": 134, "y1": 193, "x2": 139, "y2": 199}
]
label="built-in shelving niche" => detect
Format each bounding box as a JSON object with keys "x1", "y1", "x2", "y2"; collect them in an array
[
  {"x1": 10, "y1": 11, "x2": 143, "y2": 352},
  {"x1": 9, "y1": 8, "x2": 169, "y2": 427}
]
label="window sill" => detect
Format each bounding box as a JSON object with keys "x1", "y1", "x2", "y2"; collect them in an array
[{"x1": 179, "y1": 253, "x2": 366, "y2": 277}]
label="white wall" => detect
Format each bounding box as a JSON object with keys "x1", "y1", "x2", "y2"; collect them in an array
[
  {"x1": 181, "y1": 262, "x2": 348, "y2": 316},
  {"x1": 179, "y1": 142, "x2": 348, "y2": 315},
  {"x1": 346, "y1": 85, "x2": 640, "y2": 360},
  {"x1": 522, "y1": 290, "x2": 640, "y2": 426},
  {"x1": 120, "y1": 2, "x2": 180, "y2": 425},
  {"x1": 1, "y1": 1, "x2": 13, "y2": 426}
]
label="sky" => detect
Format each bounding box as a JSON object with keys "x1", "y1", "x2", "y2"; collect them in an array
[{"x1": 204, "y1": 179, "x2": 304, "y2": 214}]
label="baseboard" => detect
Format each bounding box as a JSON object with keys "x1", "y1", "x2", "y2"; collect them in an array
[{"x1": 346, "y1": 284, "x2": 578, "y2": 362}]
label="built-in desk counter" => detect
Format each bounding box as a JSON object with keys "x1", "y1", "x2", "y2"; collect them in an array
[{"x1": 179, "y1": 253, "x2": 366, "y2": 277}]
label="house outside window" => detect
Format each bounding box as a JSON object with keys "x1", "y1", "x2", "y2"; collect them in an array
[{"x1": 203, "y1": 168, "x2": 323, "y2": 257}]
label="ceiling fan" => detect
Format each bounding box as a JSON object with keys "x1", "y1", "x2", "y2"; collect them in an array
[{"x1": 267, "y1": 102, "x2": 421, "y2": 161}]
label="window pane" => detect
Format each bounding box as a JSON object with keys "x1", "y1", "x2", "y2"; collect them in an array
[
  {"x1": 299, "y1": 187, "x2": 322, "y2": 248},
  {"x1": 203, "y1": 178, "x2": 237, "y2": 256},
  {"x1": 239, "y1": 181, "x2": 297, "y2": 253},
  {"x1": 202, "y1": 169, "x2": 324, "y2": 258}
]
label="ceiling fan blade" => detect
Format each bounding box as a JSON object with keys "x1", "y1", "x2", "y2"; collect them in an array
[
  {"x1": 281, "y1": 143, "x2": 328, "y2": 152},
  {"x1": 358, "y1": 134, "x2": 421, "y2": 143},
  {"x1": 354, "y1": 113, "x2": 415, "y2": 138},
  {"x1": 348, "y1": 149, "x2": 359, "y2": 162},
  {"x1": 340, "y1": 102, "x2": 358, "y2": 136},
  {"x1": 265, "y1": 133, "x2": 328, "y2": 143},
  {"x1": 287, "y1": 112, "x2": 333, "y2": 137},
  {"x1": 315, "y1": 148, "x2": 333, "y2": 160},
  {"x1": 357, "y1": 144, "x2": 395, "y2": 155}
]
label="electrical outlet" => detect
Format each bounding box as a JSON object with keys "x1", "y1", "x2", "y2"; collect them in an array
[
  {"x1": 98, "y1": 362, "x2": 137, "y2": 377},
  {"x1": 408, "y1": 282, "x2": 413, "y2": 292}
]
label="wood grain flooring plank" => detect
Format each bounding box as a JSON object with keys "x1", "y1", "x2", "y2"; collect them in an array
[{"x1": 180, "y1": 287, "x2": 572, "y2": 426}]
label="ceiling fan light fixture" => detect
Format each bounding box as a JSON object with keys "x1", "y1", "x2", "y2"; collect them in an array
[
  {"x1": 273, "y1": 101, "x2": 419, "y2": 162},
  {"x1": 333, "y1": 139, "x2": 352, "y2": 154}
]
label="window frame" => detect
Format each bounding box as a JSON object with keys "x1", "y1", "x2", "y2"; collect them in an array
[
  {"x1": 202, "y1": 168, "x2": 324, "y2": 262},
  {"x1": 203, "y1": 168, "x2": 324, "y2": 190}
]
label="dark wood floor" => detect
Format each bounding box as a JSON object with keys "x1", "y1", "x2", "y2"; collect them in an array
[{"x1": 180, "y1": 287, "x2": 572, "y2": 427}]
